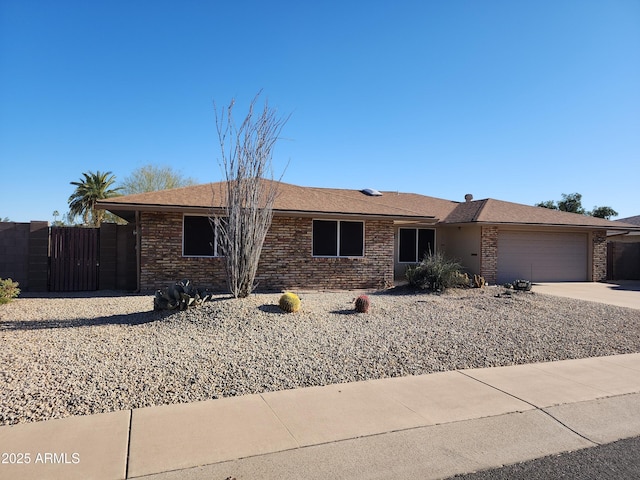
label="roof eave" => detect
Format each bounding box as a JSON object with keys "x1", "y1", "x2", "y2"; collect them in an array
[{"x1": 439, "y1": 220, "x2": 640, "y2": 230}]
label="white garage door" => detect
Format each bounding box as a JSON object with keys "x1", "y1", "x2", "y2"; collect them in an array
[{"x1": 497, "y1": 231, "x2": 588, "y2": 283}]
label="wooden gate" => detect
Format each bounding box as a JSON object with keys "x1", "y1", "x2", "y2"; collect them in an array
[{"x1": 49, "y1": 227, "x2": 99, "y2": 291}]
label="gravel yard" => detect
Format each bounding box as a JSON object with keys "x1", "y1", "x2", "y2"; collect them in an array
[{"x1": 1, "y1": 286, "x2": 639, "y2": 426}]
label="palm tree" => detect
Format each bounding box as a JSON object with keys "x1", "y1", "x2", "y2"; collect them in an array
[{"x1": 68, "y1": 171, "x2": 122, "y2": 226}]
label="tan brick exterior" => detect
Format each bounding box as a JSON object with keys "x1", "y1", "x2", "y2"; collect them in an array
[
  {"x1": 140, "y1": 212, "x2": 227, "y2": 291},
  {"x1": 480, "y1": 226, "x2": 498, "y2": 284},
  {"x1": 592, "y1": 229, "x2": 607, "y2": 282},
  {"x1": 139, "y1": 213, "x2": 395, "y2": 291}
]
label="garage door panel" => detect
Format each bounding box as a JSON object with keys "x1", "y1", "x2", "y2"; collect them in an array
[{"x1": 498, "y1": 231, "x2": 587, "y2": 283}]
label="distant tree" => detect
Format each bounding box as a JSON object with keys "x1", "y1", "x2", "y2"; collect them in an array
[
  {"x1": 556, "y1": 193, "x2": 585, "y2": 214},
  {"x1": 1, "y1": 216, "x2": 10, "y2": 222},
  {"x1": 68, "y1": 171, "x2": 122, "y2": 226},
  {"x1": 536, "y1": 193, "x2": 617, "y2": 219},
  {"x1": 589, "y1": 206, "x2": 618, "y2": 219},
  {"x1": 119, "y1": 165, "x2": 197, "y2": 194},
  {"x1": 535, "y1": 200, "x2": 558, "y2": 210}
]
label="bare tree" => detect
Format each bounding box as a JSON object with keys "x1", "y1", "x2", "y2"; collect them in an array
[{"x1": 213, "y1": 93, "x2": 289, "y2": 298}]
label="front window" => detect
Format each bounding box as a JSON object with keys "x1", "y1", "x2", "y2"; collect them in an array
[
  {"x1": 183, "y1": 215, "x2": 222, "y2": 257},
  {"x1": 399, "y1": 228, "x2": 435, "y2": 262},
  {"x1": 313, "y1": 220, "x2": 364, "y2": 257}
]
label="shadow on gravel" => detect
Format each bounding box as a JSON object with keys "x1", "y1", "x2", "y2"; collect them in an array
[
  {"x1": 372, "y1": 285, "x2": 441, "y2": 297},
  {"x1": 331, "y1": 309, "x2": 357, "y2": 315},
  {"x1": 16, "y1": 290, "x2": 147, "y2": 299},
  {"x1": 0, "y1": 310, "x2": 174, "y2": 331},
  {"x1": 258, "y1": 304, "x2": 285, "y2": 314}
]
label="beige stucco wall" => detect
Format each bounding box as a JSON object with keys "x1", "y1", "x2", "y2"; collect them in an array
[{"x1": 438, "y1": 225, "x2": 482, "y2": 276}]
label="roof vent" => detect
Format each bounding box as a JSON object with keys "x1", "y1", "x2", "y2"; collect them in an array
[
  {"x1": 464, "y1": 194, "x2": 473, "y2": 202},
  {"x1": 361, "y1": 188, "x2": 383, "y2": 197}
]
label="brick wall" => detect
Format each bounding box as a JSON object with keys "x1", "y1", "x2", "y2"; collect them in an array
[
  {"x1": 480, "y1": 226, "x2": 498, "y2": 284},
  {"x1": 139, "y1": 213, "x2": 395, "y2": 291},
  {"x1": 592, "y1": 229, "x2": 607, "y2": 282},
  {"x1": 140, "y1": 212, "x2": 227, "y2": 291},
  {"x1": 256, "y1": 217, "x2": 395, "y2": 290}
]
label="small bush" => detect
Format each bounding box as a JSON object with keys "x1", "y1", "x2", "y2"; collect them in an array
[
  {"x1": 0, "y1": 278, "x2": 20, "y2": 305},
  {"x1": 279, "y1": 292, "x2": 301, "y2": 313},
  {"x1": 354, "y1": 294, "x2": 370, "y2": 313},
  {"x1": 405, "y1": 252, "x2": 465, "y2": 292},
  {"x1": 153, "y1": 279, "x2": 212, "y2": 311},
  {"x1": 513, "y1": 279, "x2": 532, "y2": 291}
]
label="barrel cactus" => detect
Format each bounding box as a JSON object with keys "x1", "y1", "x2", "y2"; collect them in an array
[
  {"x1": 354, "y1": 294, "x2": 370, "y2": 313},
  {"x1": 279, "y1": 292, "x2": 301, "y2": 313}
]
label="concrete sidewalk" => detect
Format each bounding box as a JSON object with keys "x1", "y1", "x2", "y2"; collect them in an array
[
  {"x1": 1, "y1": 354, "x2": 639, "y2": 480},
  {"x1": 534, "y1": 281, "x2": 640, "y2": 310}
]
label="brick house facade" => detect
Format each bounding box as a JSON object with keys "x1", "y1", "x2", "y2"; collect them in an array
[
  {"x1": 97, "y1": 180, "x2": 637, "y2": 292},
  {"x1": 139, "y1": 212, "x2": 395, "y2": 291}
]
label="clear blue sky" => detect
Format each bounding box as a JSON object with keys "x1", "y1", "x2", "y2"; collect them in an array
[{"x1": 1, "y1": 0, "x2": 639, "y2": 222}]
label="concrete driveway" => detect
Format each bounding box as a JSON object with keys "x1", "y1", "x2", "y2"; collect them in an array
[{"x1": 534, "y1": 281, "x2": 640, "y2": 310}]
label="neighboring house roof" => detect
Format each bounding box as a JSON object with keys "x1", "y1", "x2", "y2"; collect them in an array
[
  {"x1": 97, "y1": 180, "x2": 640, "y2": 231},
  {"x1": 442, "y1": 198, "x2": 637, "y2": 229},
  {"x1": 617, "y1": 215, "x2": 640, "y2": 226}
]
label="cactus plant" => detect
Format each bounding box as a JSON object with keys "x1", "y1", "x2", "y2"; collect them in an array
[
  {"x1": 473, "y1": 274, "x2": 486, "y2": 288},
  {"x1": 512, "y1": 279, "x2": 532, "y2": 291},
  {"x1": 354, "y1": 294, "x2": 370, "y2": 313},
  {"x1": 153, "y1": 279, "x2": 212, "y2": 311},
  {"x1": 279, "y1": 292, "x2": 301, "y2": 313}
]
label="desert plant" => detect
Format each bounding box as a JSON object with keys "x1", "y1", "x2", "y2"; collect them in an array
[
  {"x1": 405, "y1": 251, "x2": 465, "y2": 292},
  {"x1": 213, "y1": 92, "x2": 290, "y2": 298},
  {"x1": 512, "y1": 279, "x2": 532, "y2": 291},
  {"x1": 0, "y1": 278, "x2": 20, "y2": 305},
  {"x1": 279, "y1": 292, "x2": 301, "y2": 313},
  {"x1": 153, "y1": 279, "x2": 212, "y2": 311},
  {"x1": 354, "y1": 294, "x2": 370, "y2": 313},
  {"x1": 472, "y1": 274, "x2": 486, "y2": 288}
]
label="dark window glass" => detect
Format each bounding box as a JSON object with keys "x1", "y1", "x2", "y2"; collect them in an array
[
  {"x1": 399, "y1": 228, "x2": 435, "y2": 262},
  {"x1": 183, "y1": 216, "x2": 216, "y2": 256},
  {"x1": 417, "y1": 229, "x2": 435, "y2": 260},
  {"x1": 399, "y1": 229, "x2": 417, "y2": 262},
  {"x1": 340, "y1": 221, "x2": 364, "y2": 256},
  {"x1": 313, "y1": 220, "x2": 338, "y2": 256}
]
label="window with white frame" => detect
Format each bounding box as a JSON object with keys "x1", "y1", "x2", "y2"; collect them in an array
[
  {"x1": 183, "y1": 215, "x2": 223, "y2": 257},
  {"x1": 398, "y1": 228, "x2": 435, "y2": 262},
  {"x1": 312, "y1": 219, "x2": 364, "y2": 257}
]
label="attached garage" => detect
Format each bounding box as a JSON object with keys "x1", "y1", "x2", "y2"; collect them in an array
[{"x1": 497, "y1": 231, "x2": 588, "y2": 283}]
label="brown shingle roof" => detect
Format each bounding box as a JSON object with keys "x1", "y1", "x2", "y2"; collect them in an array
[
  {"x1": 97, "y1": 180, "x2": 457, "y2": 221},
  {"x1": 617, "y1": 215, "x2": 640, "y2": 226},
  {"x1": 442, "y1": 198, "x2": 639, "y2": 229},
  {"x1": 97, "y1": 180, "x2": 639, "y2": 230}
]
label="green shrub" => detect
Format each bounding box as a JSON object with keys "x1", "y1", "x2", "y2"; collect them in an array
[
  {"x1": 279, "y1": 292, "x2": 301, "y2": 313},
  {"x1": 405, "y1": 252, "x2": 465, "y2": 292},
  {"x1": 0, "y1": 278, "x2": 20, "y2": 305}
]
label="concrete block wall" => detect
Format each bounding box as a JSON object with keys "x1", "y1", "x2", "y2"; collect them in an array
[
  {"x1": 0, "y1": 222, "x2": 30, "y2": 288},
  {"x1": 0, "y1": 221, "x2": 49, "y2": 291}
]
